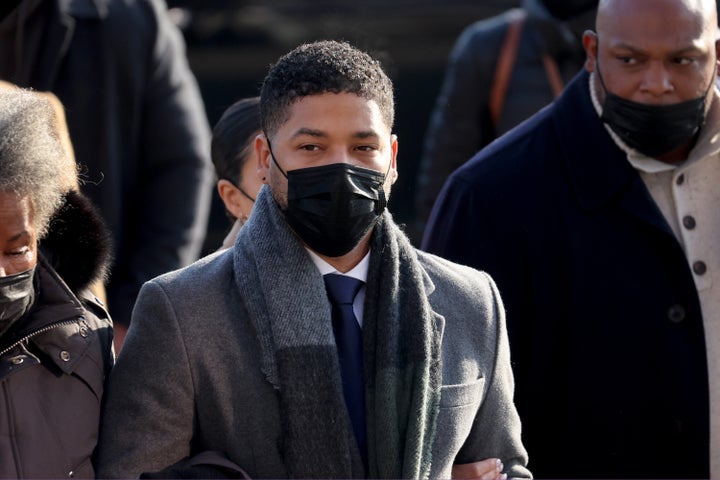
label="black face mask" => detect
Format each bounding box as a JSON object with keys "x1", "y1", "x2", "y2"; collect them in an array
[
  {"x1": 268, "y1": 141, "x2": 389, "y2": 257},
  {"x1": 0, "y1": 267, "x2": 35, "y2": 338},
  {"x1": 597, "y1": 65, "x2": 713, "y2": 158}
]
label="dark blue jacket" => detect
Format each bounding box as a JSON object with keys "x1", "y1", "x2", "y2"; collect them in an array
[{"x1": 423, "y1": 70, "x2": 709, "y2": 479}]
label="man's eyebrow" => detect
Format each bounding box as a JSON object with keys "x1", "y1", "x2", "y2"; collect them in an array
[
  {"x1": 669, "y1": 45, "x2": 705, "y2": 56},
  {"x1": 609, "y1": 42, "x2": 647, "y2": 54},
  {"x1": 611, "y1": 42, "x2": 703, "y2": 56},
  {"x1": 290, "y1": 128, "x2": 381, "y2": 140},
  {"x1": 291, "y1": 128, "x2": 326, "y2": 139},
  {"x1": 353, "y1": 130, "x2": 381, "y2": 140}
]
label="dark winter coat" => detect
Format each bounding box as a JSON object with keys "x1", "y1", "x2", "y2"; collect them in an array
[
  {"x1": 423, "y1": 70, "x2": 709, "y2": 478},
  {"x1": 0, "y1": 191, "x2": 114, "y2": 479}
]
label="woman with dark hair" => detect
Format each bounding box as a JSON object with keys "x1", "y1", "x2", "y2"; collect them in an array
[
  {"x1": 211, "y1": 96, "x2": 265, "y2": 249},
  {"x1": 0, "y1": 86, "x2": 113, "y2": 478}
]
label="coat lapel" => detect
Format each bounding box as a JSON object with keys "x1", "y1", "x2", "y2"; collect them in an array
[{"x1": 554, "y1": 70, "x2": 677, "y2": 240}]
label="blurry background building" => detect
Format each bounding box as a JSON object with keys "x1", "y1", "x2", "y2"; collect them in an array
[{"x1": 167, "y1": 0, "x2": 520, "y2": 250}]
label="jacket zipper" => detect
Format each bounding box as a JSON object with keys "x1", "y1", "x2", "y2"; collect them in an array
[{"x1": 0, "y1": 319, "x2": 78, "y2": 358}]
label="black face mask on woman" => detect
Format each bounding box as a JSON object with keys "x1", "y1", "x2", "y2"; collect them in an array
[
  {"x1": 0, "y1": 267, "x2": 35, "y2": 338},
  {"x1": 597, "y1": 63, "x2": 714, "y2": 158},
  {"x1": 267, "y1": 140, "x2": 389, "y2": 257}
]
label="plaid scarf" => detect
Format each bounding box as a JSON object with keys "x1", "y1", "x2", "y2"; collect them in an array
[{"x1": 233, "y1": 186, "x2": 442, "y2": 478}]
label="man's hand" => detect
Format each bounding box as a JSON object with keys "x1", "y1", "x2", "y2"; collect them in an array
[{"x1": 452, "y1": 458, "x2": 507, "y2": 480}]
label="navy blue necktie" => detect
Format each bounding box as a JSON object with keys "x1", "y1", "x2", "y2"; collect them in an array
[{"x1": 323, "y1": 273, "x2": 367, "y2": 464}]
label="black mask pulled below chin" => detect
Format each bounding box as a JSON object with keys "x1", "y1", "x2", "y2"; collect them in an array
[
  {"x1": 597, "y1": 67, "x2": 712, "y2": 158},
  {"x1": 0, "y1": 267, "x2": 35, "y2": 338},
  {"x1": 267, "y1": 142, "x2": 389, "y2": 257}
]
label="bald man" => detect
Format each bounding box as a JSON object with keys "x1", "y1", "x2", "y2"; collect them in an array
[{"x1": 423, "y1": 0, "x2": 720, "y2": 477}]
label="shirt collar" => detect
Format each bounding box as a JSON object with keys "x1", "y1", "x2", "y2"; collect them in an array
[{"x1": 306, "y1": 248, "x2": 370, "y2": 283}]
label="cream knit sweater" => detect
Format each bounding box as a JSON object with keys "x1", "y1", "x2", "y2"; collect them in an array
[{"x1": 591, "y1": 74, "x2": 720, "y2": 478}]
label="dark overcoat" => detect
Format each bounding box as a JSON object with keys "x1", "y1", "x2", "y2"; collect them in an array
[{"x1": 423, "y1": 70, "x2": 709, "y2": 479}]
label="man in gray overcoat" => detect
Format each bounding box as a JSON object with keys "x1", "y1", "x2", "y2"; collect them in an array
[{"x1": 96, "y1": 40, "x2": 530, "y2": 480}]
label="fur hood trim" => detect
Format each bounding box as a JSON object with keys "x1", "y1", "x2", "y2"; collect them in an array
[{"x1": 40, "y1": 190, "x2": 113, "y2": 293}]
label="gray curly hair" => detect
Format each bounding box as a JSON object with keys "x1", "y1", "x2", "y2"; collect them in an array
[{"x1": 0, "y1": 87, "x2": 67, "y2": 238}]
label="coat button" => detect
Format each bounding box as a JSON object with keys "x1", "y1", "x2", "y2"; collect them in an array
[
  {"x1": 79, "y1": 326, "x2": 89, "y2": 338},
  {"x1": 59, "y1": 351, "x2": 71, "y2": 362},
  {"x1": 682, "y1": 215, "x2": 696, "y2": 229},
  {"x1": 676, "y1": 174, "x2": 685, "y2": 185},
  {"x1": 668, "y1": 304, "x2": 686, "y2": 323},
  {"x1": 693, "y1": 261, "x2": 707, "y2": 275},
  {"x1": 11, "y1": 357, "x2": 24, "y2": 365}
]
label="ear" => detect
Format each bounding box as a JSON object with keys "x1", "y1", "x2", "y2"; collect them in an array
[
  {"x1": 583, "y1": 30, "x2": 599, "y2": 73},
  {"x1": 389, "y1": 134, "x2": 399, "y2": 185},
  {"x1": 217, "y1": 180, "x2": 244, "y2": 219},
  {"x1": 256, "y1": 133, "x2": 271, "y2": 183}
]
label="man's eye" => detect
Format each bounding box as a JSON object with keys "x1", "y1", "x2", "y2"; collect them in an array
[
  {"x1": 357, "y1": 145, "x2": 378, "y2": 152},
  {"x1": 618, "y1": 56, "x2": 637, "y2": 65},
  {"x1": 8, "y1": 247, "x2": 29, "y2": 256},
  {"x1": 299, "y1": 144, "x2": 320, "y2": 152},
  {"x1": 673, "y1": 57, "x2": 694, "y2": 66}
]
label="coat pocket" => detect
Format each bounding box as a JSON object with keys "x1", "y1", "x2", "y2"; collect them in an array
[
  {"x1": 439, "y1": 377, "x2": 485, "y2": 408},
  {"x1": 432, "y1": 377, "x2": 486, "y2": 478}
]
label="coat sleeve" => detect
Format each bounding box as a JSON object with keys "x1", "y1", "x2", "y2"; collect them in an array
[
  {"x1": 455, "y1": 272, "x2": 531, "y2": 479},
  {"x1": 414, "y1": 17, "x2": 507, "y2": 234},
  {"x1": 108, "y1": 0, "x2": 214, "y2": 328},
  {"x1": 96, "y1": 280, "x2": 195, "y2": 478}
]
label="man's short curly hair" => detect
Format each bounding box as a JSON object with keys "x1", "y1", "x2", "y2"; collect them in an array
[
  {"x1": 0, "y1": 88, "x2": 67, "y2": 238},
  {"x1": 260, "y1": 40, "x2": 395, "y2": 137}
]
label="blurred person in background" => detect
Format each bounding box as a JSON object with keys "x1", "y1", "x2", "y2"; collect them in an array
[
  {"x1": 0, "y1": 86, "x2": 113, "y2": 479},
  {"x1": 0, "y1": 0, "x2": 214, "y2": 350},
  {"x1": 415, "y1": 0, "x2": 597, "y2": 237},
  {"x1": 211, "y1": 96, "x2": 264, "y2": 250}
]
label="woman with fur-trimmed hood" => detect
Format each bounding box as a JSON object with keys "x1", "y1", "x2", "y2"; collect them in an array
[{"x1": 0, "y1": 86, "x2": 114, "y2": 478}]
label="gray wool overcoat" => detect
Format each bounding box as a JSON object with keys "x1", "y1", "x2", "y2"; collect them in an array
[{"x1": 96, "y1": 197, "x2": 530, "y2": 480}]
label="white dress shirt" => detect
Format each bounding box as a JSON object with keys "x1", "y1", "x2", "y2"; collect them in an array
[{"x1": 307, "y1": 248, "x2": 370, "y2": 327}]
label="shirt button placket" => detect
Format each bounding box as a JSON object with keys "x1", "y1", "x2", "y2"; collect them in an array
[
  {"x1": 682, "y1": 215, "x2": 696, "y2": 230},
  {"x1": 693, "y1": 261, "x2": 707, "y2": 276}
]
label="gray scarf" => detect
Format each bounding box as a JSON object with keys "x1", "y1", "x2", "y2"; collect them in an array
[{"x1": 233, "y1": 186, "x2": 442, "y2": 479}]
